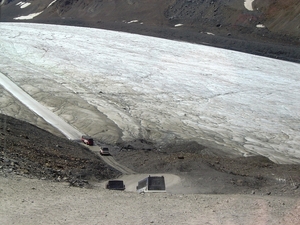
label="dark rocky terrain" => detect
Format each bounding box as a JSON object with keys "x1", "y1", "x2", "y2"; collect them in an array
[
  {"x1": 0, "y1": 0, "x2": 300, "y2": 196},
  {"x1": 0, "y1": 114, "x2": 121, "y2": 187}
]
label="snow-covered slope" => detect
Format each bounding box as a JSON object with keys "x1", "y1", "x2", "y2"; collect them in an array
[{"x1": 0, "y1": 23, "x2": 299, "y2": 164}]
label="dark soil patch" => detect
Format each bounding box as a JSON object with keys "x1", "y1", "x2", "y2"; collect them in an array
[{"x1": 0, "y1": 114, "x2": 121, "y2": 187}]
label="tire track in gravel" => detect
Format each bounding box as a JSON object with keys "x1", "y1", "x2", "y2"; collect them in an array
[{"x1": 98, "y1": 154, "x2": 135, "y2": 174}]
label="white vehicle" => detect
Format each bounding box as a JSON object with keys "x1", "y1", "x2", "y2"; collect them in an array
[
  {"x1": 100, "y1": 147, "x2": 110, "y2": 155},
  {"x1": 136, "y1": 175, "x2": 166, "y2": 193}
]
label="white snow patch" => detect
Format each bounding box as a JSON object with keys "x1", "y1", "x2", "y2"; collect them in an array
[
  {"x1": 48, "y1": 0, "x2": 57, "y2": 8},
  {"x1": 256, "y1": 24, "x2": 266, "y2": 28},
  {"x1": 127, "y1": 20, "x2": 139, "y2": 24},
  {"x1": 16, "y1": 1, "x2": 31, "y2": 8},
  {"x1": 14, "y1": 11, "x2": 43, "y2": 20},
  {"x1": 244, "y1": 0, "x2": 254, "y2": 11},
  {"x1": 205, "y1": 32, "x2": 215, "y2": 36},
  {"x1": 174, "y1": 24, "x2": 183, "y2": 27}
]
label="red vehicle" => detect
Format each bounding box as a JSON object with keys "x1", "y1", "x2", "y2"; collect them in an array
[{"x1": 81, "y1": 135, "x2": 94, "y2": 146}]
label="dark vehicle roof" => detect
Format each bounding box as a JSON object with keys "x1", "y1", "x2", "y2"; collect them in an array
[
  {"x1": 137, "y1": 176, "x2": 166, "y2": 191},
  {"x1": 108, "y1": 180, "x2": 123, "y2": 184},
  {"x1": 148, "y1": 176, "x2": 165, "y2": 190},
  {"x1": 107, "y1": 180, "x2": 125, "y2": 190}
]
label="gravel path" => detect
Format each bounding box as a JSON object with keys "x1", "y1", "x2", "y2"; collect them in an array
[{"x1": 1, "y1": 175, "x2": 300, "y2": 225}]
